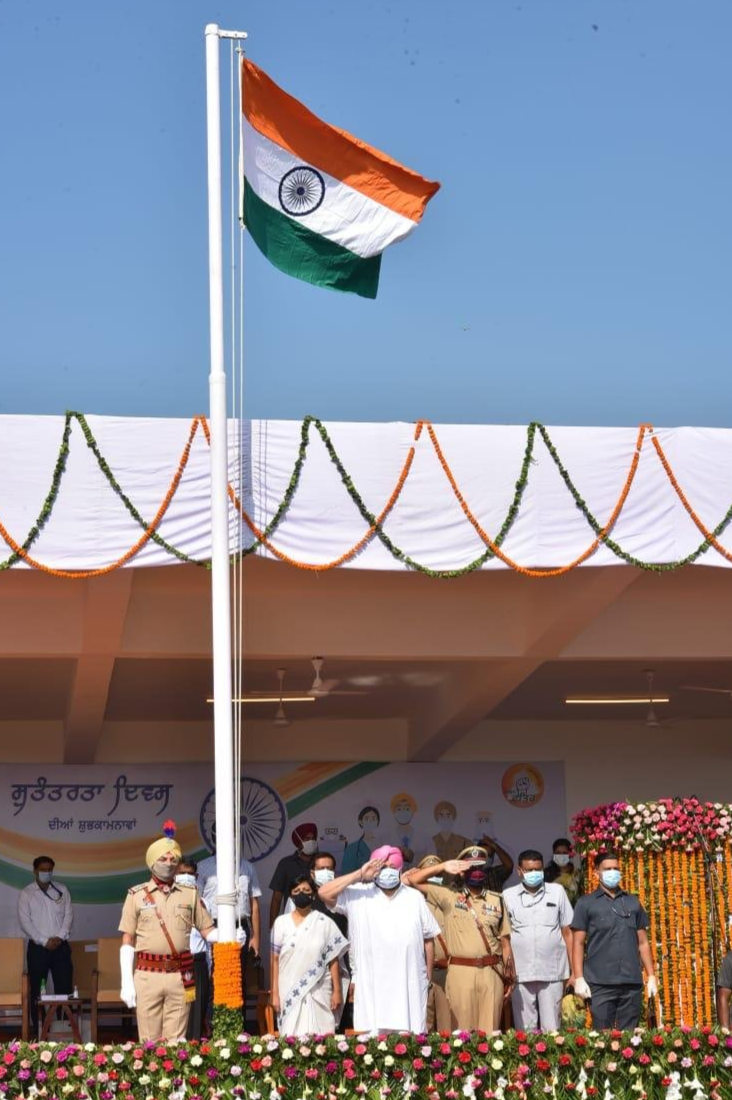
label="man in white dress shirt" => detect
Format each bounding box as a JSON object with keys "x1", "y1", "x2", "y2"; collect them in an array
[
  {"x1": 318, "y1": 845, "x2": 439, "y2": 1034},
  {"x1": 18, "y1": 855, "x2": 74, "y2": 1034}
]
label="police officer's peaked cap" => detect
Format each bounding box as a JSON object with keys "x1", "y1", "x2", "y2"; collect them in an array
[{"x1": 458, "y1": 845, "x2": 488, "y2": 862}]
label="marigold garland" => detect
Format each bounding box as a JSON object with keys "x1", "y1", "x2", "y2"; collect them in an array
[
  {"x1": 212, "y1": 941, "x2": 242, "y2": 1009},
  {"x1": 6, "y1": 414, "x2": 732, "y2": 577}
]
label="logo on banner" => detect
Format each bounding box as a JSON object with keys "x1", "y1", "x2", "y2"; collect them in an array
[
  {"x1": 501, "y1": 763, "x2": 544, "y2": 808},
  {"x1": 199, "y1": 776, "x2": 287, "y2": 861}
]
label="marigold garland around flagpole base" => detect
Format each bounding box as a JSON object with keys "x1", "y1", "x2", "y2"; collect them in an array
[
  {"x1": 5, "y1": 413, "x2": 732, "y2": 577},
  {"x1": 572, "y1": 797, "x2": 732, "y2": 1027},
  {"x1": 212, "y1": 941, "x2": 244, "y2": 1040}
]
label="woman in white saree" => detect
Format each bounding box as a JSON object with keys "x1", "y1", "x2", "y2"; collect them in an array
[{"x1": 270, "y1": 876, "x2": 349, "y2": 1036}]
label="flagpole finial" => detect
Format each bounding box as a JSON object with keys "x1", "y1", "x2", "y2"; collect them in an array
[{"x1": 205, "y1": 23, "x2": 220, "y2": 37}]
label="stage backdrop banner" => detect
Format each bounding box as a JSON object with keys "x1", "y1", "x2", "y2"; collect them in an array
[{"x1": 0, "y1": 762, "x2": 565, "y2": 939}]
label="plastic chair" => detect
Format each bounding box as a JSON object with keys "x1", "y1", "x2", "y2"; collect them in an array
[
  {"x1": 0, "y1": 938, "x2": 29, "y2": 1040},
  {"x1": 90, "y1": 937, "x2": 136, "y2": 1042}
]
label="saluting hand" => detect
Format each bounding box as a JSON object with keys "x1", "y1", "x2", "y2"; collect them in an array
[
  {"x1": 360, "y1": 859, "x2": 385, "y2": 882},
  {"x1": 442, "y1": 859, "x2": 473, "y2": 876}
]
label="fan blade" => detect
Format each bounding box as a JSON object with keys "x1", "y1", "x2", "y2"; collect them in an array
[
  {"x1": 324, "y1": 689, "x2": 370, "y2": 696},
  {"x1": 680, "y1": 686, "x2": 732, "y2": 695},
  {"x1": 310, "y1": 678, "x2": 340, "y2": 697}
]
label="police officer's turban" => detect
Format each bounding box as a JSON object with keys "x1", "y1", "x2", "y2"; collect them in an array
[{"x1": 145, "y1": 820, "x2": 182, "y2": 869}]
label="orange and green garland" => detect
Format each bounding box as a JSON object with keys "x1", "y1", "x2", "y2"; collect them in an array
[
  {"x1": 6, "y1": 412, "x2": 732, "y2": 578},
  {"x1": 212, "y1": 940, "x2": 243, "y2": 1039}
]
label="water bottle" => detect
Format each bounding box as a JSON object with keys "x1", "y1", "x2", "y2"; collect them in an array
[
  {"x1": 39, "y1": 978, "x2": 46, "y2": 997},
  {"x1": 73, "y1": 985, "x2": 79, "y2": 1000}
]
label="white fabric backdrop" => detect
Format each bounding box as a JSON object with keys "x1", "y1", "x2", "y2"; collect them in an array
[{"x1": 0, "y1": 414, "x2": 730, "y2": 572}]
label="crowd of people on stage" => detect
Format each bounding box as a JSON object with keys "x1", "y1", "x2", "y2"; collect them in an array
[{"x1": 15, "y1": 821, "x2": 732, "y2": 1042}]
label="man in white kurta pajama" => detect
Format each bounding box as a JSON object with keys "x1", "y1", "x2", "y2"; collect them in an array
[{"x1": 319, "y1": 845, "x2": 440, "y2": 1033}]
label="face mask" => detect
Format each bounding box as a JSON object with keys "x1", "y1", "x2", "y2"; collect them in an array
[
  {"x1": 394, "y1": 809, "x2": 412, "y2": 825},
  {"x1": 465, "y1": 869, "x2": 488, "y2": 887},
  {"x1": 601, "y1": 869, "x2": 622, "y2": 890},
  {"x1": 427, "y1": 875, "x2": 444, "y2": 885},
  {"x1": 37, "y1": 871, "x2": 53, "y2": 884},
  {"x1": 300, "y1": 839, "x2": 318, "y2": 856},
  {"x1": 522, "y1": 870, "x2": 544, "y2": 888},
  {"x1": 553, "y1": 854, "x2": 571, "y2": 867},
  {"x1": 362, "y1": 817, "x2": 378, "y2": 832},
  {"x1": 376, "y1": 867, "x2": 401, "y2": 890},
  {"x1": 292, "y1": 892, "x2": 314, "y2": 910},
  {"x1": 313, "y1": 868, "x2": 335, "y2": 886},
  {"x1": 152, "y1": 860, "x2": 177, "y2": 882},
  {"x1": 175, "y1": 873, "x2": 196, "y2": 888}
]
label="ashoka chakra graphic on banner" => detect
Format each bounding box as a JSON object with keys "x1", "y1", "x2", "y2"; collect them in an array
[
  {"x1": 199, "y1": 776, "x2": 286, "y2": 861},
  {"x1": 278, "y1": 166, "x2": 325, "y2": 217}
]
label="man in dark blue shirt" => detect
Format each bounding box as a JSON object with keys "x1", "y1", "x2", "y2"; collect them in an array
[{"x1": 571, "y1": 851, "x2": 657, "y2": 1029}]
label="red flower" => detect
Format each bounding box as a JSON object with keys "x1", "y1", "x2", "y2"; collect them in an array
[
  {"x1": 355, "y1": 1044, "x2": 367, "y2": 1056},
  {"x1": 518, "y1": 1045, "x2": 530, "y2": 1057},
  {"x1": 440, "y1": 1044, "x2": 451, "y2": 1055},
  {"x1": 250, "y1": 1060, "x2": 262, "y2": 1072},
  {"x1": 535, "y1": 1042, "x2": 547, "y2": 1053},
  {"x1": 575, "y1": 1037, "x2": 587, "y2": 1048},
  {"x1": 515, "y1": 1031, "x2": 527, "y2": 1041},
  {"x1": 394, "y1": 1042, "x2": 407, "y2": 1055},
  {"x1": 536, "y1": 1059, "x2": 551, "y2": 1073},
  {"x1": 477, "y1": 1043, "x2": 489, "y2": 1054},
  {"x1": 458, "y1": 1051, "x2": 471, "y2": 1064},
  {"x1": 652, "y1": 1035, "x2": 664, "y2": 1047},
  {"x1": 621, "y1": 1048, "x2": 633, "y2": 1060},
  {"x1": 559, "y1": 1054, "x2": 572, "y2": 1067}
]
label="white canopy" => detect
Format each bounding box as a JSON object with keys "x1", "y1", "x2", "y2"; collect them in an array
[{"x1": 1, "y1": 413, "x2": 730, "y2": 574}]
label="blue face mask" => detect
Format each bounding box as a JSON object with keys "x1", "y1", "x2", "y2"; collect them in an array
[
  {"x1": 375, "y1": 867, "x2": 401, "y2": 890},
  {"x1": 601, "y1": 869, "x2": 622, "y2": 889},
  {"x1": 522, "y1": 870, "x2": 544, "y2": 888}
]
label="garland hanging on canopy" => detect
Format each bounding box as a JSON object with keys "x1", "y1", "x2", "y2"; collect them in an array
[{"x1": 3, "y1": 413, "x2": 732, "y2": 577}]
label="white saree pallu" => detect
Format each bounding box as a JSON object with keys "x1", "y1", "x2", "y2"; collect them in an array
[{"x1": 271, "y1": 910, "x2": 349, "y2": 1036}]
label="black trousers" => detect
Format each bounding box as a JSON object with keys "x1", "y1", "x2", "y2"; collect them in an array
[
  {"x1": 186, "y1": 953, "x2": 211, "y2": 1040},
  {"x1": 589, "y1": 982, "x2": 643, "y2": 1029},
  {"x1": 27, "y1": 940, "x2": 73, "y2": 1031}
]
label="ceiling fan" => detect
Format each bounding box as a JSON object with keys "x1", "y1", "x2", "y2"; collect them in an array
[
  {"x1": 308, "y1": 657, "x2": 369, "y2": 698},
  {"x1": 643, "y1": 669, "x2": 678, "y2": 728}
]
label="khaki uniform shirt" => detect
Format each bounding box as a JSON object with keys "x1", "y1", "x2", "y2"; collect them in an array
[
  {"x1": 426, "y1": 884, "x2": 510, "y2": 957},
  {"x1": 119, "y1": 880, "x2": 213, "y2": 953}
]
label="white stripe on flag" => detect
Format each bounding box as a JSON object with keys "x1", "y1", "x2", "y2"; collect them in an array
[{"x1": 242, "y1": 119, "x2": 416, "y2": 259}]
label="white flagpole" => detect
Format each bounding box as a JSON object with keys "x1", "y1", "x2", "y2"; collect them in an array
[{"x1": 204, "y1": 22, "x2": 247, "y2": 945}]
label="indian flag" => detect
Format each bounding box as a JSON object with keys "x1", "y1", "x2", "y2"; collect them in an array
[{"x1": 241, "y1": 60, "x2": 440, "y2": 299}]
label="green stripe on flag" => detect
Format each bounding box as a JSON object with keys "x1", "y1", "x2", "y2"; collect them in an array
[
  {"x1": 285, "y1": 762, "x2": 387, "y2": 819},
  {"x1": 243, "y1": 179, "x2": 381, "y2": 299}
]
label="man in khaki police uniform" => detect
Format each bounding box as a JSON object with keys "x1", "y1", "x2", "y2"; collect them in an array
[
  {"x1": 119, "y1": 825, "x2": 216, "y2": 1041},
  {"x1": 405, "y1": 846, "x2": 514, "y2": 1031}
]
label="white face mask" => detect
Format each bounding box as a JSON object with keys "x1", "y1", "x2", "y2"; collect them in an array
[
  {"x1": 394, "y1": 809, "x2": 412, "y2": 825},
  {"x1": 375, "y1": 867, "x2": 401, "y2": 890},
  {"x1": 553, "y1": 854, "x2": 571, "y2": 867},
  {"x1": 313, "y1": 868, "x2": 335, "y2": 886},
  {"x1": 175, "y1": 873, "x2": 197, "y2": 888},
  {"x1": 300, "y1": 839, "x2": 318, "y2": 856}
]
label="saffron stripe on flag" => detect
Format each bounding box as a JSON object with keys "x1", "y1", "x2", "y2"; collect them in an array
[
  {"x1": 243, "y1": 60, "x2": 440, "y2": 222},
  {"x1": 243, "y1": 179, "x2": 381, "y2": 298}
]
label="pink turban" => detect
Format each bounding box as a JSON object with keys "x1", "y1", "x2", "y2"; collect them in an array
[
  {"x1": 371, "y1": 844, "x2": 404, "y2": 869},
  {"x1": 292, "y1": 823, "x2": 317, "y2": 847}
]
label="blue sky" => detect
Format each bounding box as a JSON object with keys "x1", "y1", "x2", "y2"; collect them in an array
[{"x1": 1, "y1": 0, "x2": 731, "y2": 427}]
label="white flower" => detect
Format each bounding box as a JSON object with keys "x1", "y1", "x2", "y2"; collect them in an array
[
  {"x1": 253, "y1": 1044, "x2": 263, "y2": 1054},
  {"x1": 281, "y1": 1048, "x2": 294, "y2": 1060},
  {"x1": 138, "y1": 1076, "x2": 151, "y2": 1086},
  {"x1": 453, "y1": 1037, "x2": 464, "y2": 1047},
  {"x1": 364, "y1": 1054, "x2": 373, "y2": 1065},
  {"x1": 421, "y1": 1046, "x2": 432, "y2": 1057},
  {"x1": 220, "y1": 1048, "x2": 231, "y2": 1060},
  {"x1": 637, "y1": 803, "x2": 646, "y2": 812},
  {"x1": 493, "y1": 1040, "x2": 504, "y2": 1051},
  {"x1": 384, "y1": 1054, "x2": 394, "y2": 1066},
  {"x1": 190, "y1": 1055, "x2": 203, "y2": 1067},
  {"x1": 378, "y1": 1041, "x2": 388, "y2": 1052},
  {"x1": 84, "y1": 1043, "x2": 96, "y2": 1052},
  {"x1": 491, "y1": 1058, "x2": 503, "y2": 1070},
  {"x1": 231, "y1": 1065, "x2": 242, "y2": 1076},
  {"x1": 158, "y1": 1078, "x2": 171, "y2": 1090}
]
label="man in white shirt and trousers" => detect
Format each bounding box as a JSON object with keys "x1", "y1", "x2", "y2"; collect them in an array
[
  {"x1": 318, "y1": 845, "x2": 440, "y2": 1035},
  {"x1": 502, "y1": 848, "x2": 574, "y2": 1031},
  {"x1": 17, "y1": 855, "x2": 74, "y2": 1035}
]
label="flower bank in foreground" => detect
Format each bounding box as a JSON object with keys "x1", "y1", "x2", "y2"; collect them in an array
[{"x1": 1, "y1": 1027, "x2": 731, "y2": 1100}]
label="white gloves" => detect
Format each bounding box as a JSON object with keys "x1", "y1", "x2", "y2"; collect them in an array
[
  {"x1": 119, "y1": 944, "x2": 136, "y2": 1008},
  {"x1": 647, "y1": 976, "x2": 658, "y2": 998},
  {"x1": 573, "y1": 976, "x2": 592, "y2": 1000},
  {"x1": 235, "y1": 926, "x2": 247, "y2": 945}
]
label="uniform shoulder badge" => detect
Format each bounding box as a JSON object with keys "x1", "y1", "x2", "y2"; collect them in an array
[{"x1": 128, "y1": 883, "x2": 148, "y2": 894}]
